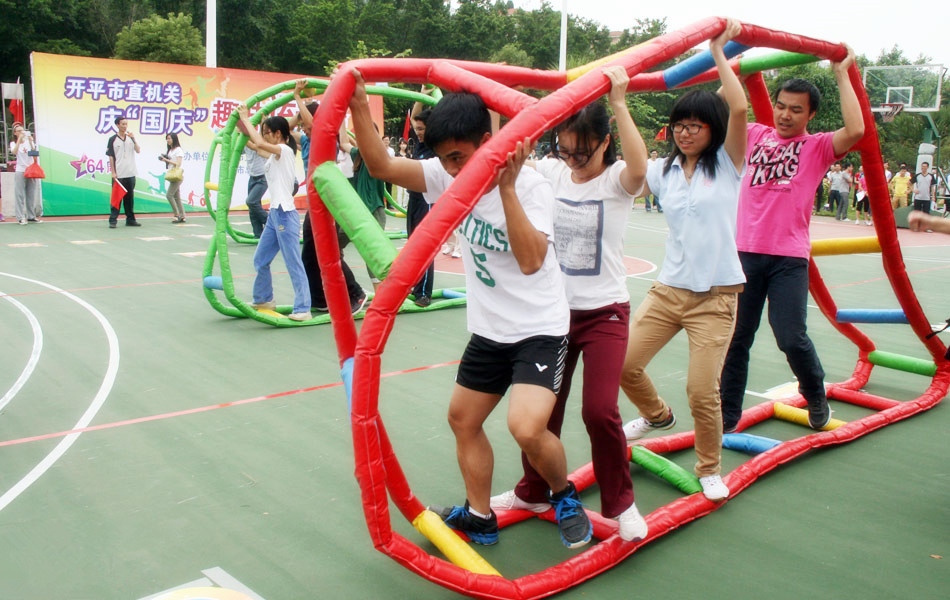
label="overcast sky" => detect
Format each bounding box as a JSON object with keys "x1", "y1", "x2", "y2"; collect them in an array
[{"x1": 513, "y1": 1, "x2": 949, "y2": 67}]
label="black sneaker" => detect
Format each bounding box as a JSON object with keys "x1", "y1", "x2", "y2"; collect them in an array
[
  {"x1": 431, "y1": 501, "x2": 498, "y2": 545},
  {"x1": 549, "y1": 482, "x2": 592, "y2": 549},
  {"x1": 109, "y1": 222, "x2": 117, "y2": 228},
  {"x1": 312, "y1": 303, "x2": 329, "y2": 313},
  {"x1": 808, "y1": 398, "x2": 832, "y2": 430},
  {"x1": 350, "y1": 293, "x2": 368, "y2": 315},
  {"x1": 126, "y1": 221, "x2": 142, "y2": 227},
  {"x1": 413, "y1": 294, "x2": 431, "y2": 308}
]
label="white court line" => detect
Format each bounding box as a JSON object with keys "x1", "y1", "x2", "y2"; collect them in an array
[
  {"x1": 0, "y1": 292, "x2": 43, "y2": 412},
  {"x1": 0, "y1": 272, "x2": 119, "y2": 513}
]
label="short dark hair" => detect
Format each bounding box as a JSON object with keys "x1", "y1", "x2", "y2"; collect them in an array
[
  {"x1": 551, "y1": 100, "x2": 617, "y2": 167},
  {"x1": 423, "y1": 93, "x2": 491, "y2": 150},
  {"x1": 774, "y1": 78, "x2": 821, "y2": 114},
  {"x1": 663, "y1": 89, "x2": 728, "y2": 179},
  {"x1": 413, "y1": 108, "x2": 432, "y2": 124},
  {"x1": 306, "y1": 101, "x2": 319, "y2": 116},
  {"x1": 921, "y1": 161, "x2": 929, "y2": 167},
  {"x1": 114, "y1": 116, "x2": 126, "y2": 125}
]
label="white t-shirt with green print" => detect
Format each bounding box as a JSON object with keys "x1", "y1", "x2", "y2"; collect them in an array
[{"x1": 422, "y1": 157, "x2": 569, "y2": 343}]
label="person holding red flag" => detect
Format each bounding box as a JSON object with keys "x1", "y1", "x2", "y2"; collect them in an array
[{"x1": 105, "y1": 116, "x2": 141, "y2": 228}]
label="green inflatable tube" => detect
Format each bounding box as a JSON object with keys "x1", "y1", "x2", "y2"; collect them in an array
[
  {"x1": 739, "y1": 51, "x2": 819, "y2": 75},
  {"x1": 312, "y1": 161, "x2": 398, "y2": 281},
  {"x1": 868, "y1": 350, "x2": 938, "y2": 377},
  {"x1": 631, "y1": 446, "x2": 703, "y2": 495}
]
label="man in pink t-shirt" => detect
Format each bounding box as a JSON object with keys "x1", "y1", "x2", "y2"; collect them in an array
[{"x1": 720, "y1": 47, "x2": 865, "y2": 432}]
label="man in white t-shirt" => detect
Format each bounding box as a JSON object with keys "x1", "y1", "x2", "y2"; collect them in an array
[
  {"x1": 912, "y1": 161, "x2": 936, "y2": 214},
  {"x1": 105, "y1": 116, "x2": 141, "y2": 228},
  {"x1": 344, "y1": 68, "x2": 591, "y2": 549}
]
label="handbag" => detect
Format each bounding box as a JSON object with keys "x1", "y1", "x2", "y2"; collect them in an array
[
  {"x1": 166, "y1": 166, "x2": 184, "y2": 182},
  {"x1": 24, "y1": 161, "x2": 45, "y2": 179}
]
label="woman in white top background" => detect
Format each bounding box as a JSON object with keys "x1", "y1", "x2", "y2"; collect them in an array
[
  {"x1": 160, "y1": 132, "x2": 186, "y2": 223},
  {"x1": 11, "y1": 123, "x2": 41, "y2": 225},
  {"x1": 236, "y1": 105, "x2": 311, "y2": 322},
  {"x1": 618, "y1": 19, "x2": 747, "y2": 502}
]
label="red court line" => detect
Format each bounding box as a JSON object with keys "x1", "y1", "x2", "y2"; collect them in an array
[{"x1": 0, "y1": 360, "x2": 460, "y2": 448}]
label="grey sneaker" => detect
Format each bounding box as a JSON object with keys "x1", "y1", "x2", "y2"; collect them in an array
[
  {"x1": 288, "y1": 311, "x2": 311, "y2": 321},
  {"x1": 490, "y1": 490, "x2": 549, "y2": 513},
  {"x1": 808, "y1": 399, "x2": 832, "y2": 430},
  {"x1": 623, "y1": 409, "x2": 676, "y2": 441}
]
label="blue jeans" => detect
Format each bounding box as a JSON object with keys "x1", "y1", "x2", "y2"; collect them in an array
[
  {"x1": 253, "y1": 207, "x2": 310, "y2": 314},
  {"x1": 720, "y1": 252, "x2": 825, "y2": 429},
  {"x1": 246, "y1": 175, "x2": 268, "y2": 238}
]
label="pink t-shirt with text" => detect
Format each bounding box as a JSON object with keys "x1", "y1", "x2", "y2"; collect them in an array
[{"x1": 737, "y1": 122, "x2": 839, "y2": 259}]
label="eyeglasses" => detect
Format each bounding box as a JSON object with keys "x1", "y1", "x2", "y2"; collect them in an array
[
  {"x1": 553, "y1": 146, "x2": 596, "y2": 164},
  {"x1": 671, "y1": 123, "x2": 708, "y2": 135}
]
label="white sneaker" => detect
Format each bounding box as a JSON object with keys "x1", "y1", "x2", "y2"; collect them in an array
[
  {"x1": 489, "y1": 489, "x2": 549, "y2": 513},
  {"x1": 616, "y1": 501, "x2": 648, "y2": 542},
  {"x1": 441, "y1": 244, "x2": 451, "y2": 255},
  {"x1": 288, "y1": 311, "x2": 311, "y2": 321},
  {"x1": 854, "y1": 219, "x2": 860, "y2": 224},
  {"x1": 622, "y1": 410, "x2": 676, "y2": 441},
  {"x1": 451, "y1": 248, "x2": 462, "y2": 258},
  {"x1": 699, "y1": 474, "x2": 729, "y2": 501},
  {"x1": 866, "y1": 220, "x2": 872, "y2": 226},
  {"x1": 252, "y1": 300, "x2": 277, "y2": 311}
]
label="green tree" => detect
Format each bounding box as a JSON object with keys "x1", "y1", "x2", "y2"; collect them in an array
[
  {"x1": 490, "y1": 43, "x2": 531, "y2": 68},
  {"x1": 446, "y1": 0, "x2": 513, "y2": 62},
  {"x1": 114, "y1": 12, "x2": 205, "y2": 65},
  {"x1": 289, "y1": 0, "x2": 356, "y2": 75}
]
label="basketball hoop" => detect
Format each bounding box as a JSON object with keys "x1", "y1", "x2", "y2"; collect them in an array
[{"x1": 881, "y1": 102, "x2": 904, "y2": 122}]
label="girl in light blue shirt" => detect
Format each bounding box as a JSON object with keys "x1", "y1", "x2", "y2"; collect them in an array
[{"x1": 618, "y1": 19, "x2": 747, "y2": 503}]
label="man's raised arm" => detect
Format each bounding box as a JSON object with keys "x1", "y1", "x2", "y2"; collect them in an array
[
  {"x1": 831, "y1": 46, "x2": 865, "y2": 156},
  {"x1": 347, "y1": 69, "x2": 427, "y2": 192}
]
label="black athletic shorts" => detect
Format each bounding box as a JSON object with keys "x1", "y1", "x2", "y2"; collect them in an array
[{"x1": 456, "y1": 334, "x2": 567, "y2": 396}]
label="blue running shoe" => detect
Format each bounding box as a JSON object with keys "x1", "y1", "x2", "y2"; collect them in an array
[
  {"x1": 549, "y1": 482, "x2": 592, "y2": 549},
  {"x1": 431, "y1": 501, "x2": 499, "y2": 545}
]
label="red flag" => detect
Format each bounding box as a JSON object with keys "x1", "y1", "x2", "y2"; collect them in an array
[
  {"x1": 654, "y1": 127, "x2": 667, "y2": 141},
  {"x1": 402, "y1": 108, "x2": 411, "y2": 141},
  {"x1": 8, "y1": 77, "x2": 23, "y2": 125},
  {"x1": 111, "y1": 178, "x2": 127, "y2": 210}
]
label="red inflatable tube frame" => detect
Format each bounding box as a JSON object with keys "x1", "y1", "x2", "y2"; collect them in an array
[{"x1": 298, "y1": 16, "x2": 948, "y2": 599}]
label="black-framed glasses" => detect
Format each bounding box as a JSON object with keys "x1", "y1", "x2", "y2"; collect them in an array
[
  {"x1": 671, "y1": 122, "x2": 708, "y2": 135},
  {"x1": 553, "y1": 146, "x2": 596, "y2": 165}
]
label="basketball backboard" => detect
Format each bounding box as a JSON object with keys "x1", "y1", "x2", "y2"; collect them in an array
[{"x1": 863, "y1": 64, "x2": 945, "y2": 113}]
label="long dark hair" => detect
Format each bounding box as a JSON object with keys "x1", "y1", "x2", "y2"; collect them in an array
[
  {"x1": 165, "y1": 132, "x2": 181, "y2": 151},
  {"x1": 262, "y1": 115, "x2": 297, "y2": 154},
  {"x1": 663, "y1": 90, "x2": 727, "y2": 179},
  {"x1": 551, "y1": 100, "x2": 617, "y2": 166}
]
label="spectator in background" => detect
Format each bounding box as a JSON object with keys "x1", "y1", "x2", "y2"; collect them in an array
[
  {"x1": 912, "y1": 161, "x2": 936, "y2": 214},
  {"x1": 106, "y1": 116, "x2": 141, "y2": 228},
  {"x1": 11, "y1": 124, "x2": 40, "y2": 225},
  {"x1": 890, "y1": 163, "x2": 911, "y2": 209},
  {"x1": 160, "y1": 133, "x2": 186, "y2": 223}
]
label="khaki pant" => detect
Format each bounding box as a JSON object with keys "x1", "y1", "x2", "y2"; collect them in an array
[
  {"x1": 620, "y1": 282, "x2": 739, "y2": 476},
  {"x1": 890, "y1": 193, "x2": 908, "y2": 209}
]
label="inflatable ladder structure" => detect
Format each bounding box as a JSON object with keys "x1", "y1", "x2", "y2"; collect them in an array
[
  {"x1": 304, "y1": 17, "x2": 949, "y2": 599},
  {"x1": 198, "y1": 80, "x2": 465, "y2": 326}
]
